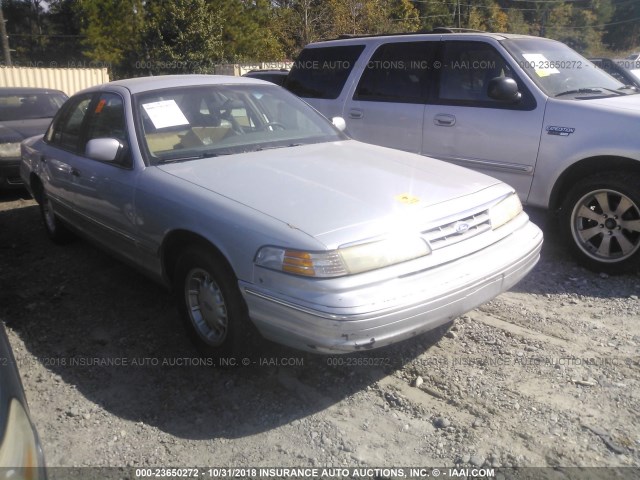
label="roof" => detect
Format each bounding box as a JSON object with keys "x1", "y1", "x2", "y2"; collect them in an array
[
  {"x1": 306, "y1": 31, "x2": 546, "y2": 48},
  {"x1": 101, "y1": 74, "x2": 266, "y2": 95}
]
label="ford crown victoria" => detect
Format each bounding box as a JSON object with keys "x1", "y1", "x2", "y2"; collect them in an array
[{"x1": 20, "y1": 75, "x2": 542, "y2": 357}]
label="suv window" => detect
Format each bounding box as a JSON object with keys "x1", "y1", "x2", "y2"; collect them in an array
[
  {"x1": 46, "y1": 94, "x2": 93, "y2": 152},
  {"x1": 285, "y1": 45, "x2": 365, "y2": 99},
  {"x1": 438, "y1": 41, "x2": 522, "y2": 107},
  {"x1": 354, "y1": 41, "x2": 436, "y2": 103}
]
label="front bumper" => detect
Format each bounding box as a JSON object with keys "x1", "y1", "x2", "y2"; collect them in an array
[{"x1": 240, "y1": 220, "x2": 543, "y2": 353}]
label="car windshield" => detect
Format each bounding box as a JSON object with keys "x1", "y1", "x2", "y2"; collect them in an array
[
  {"x1": 135, "y1": 84, "x2": 346, "y2": 164},
  {"x1": 502, "y1": 38, "x2": 632, "y2": 97},
  {"x1": 0, "y1": 92, "x2": 67, "y2": 121}
]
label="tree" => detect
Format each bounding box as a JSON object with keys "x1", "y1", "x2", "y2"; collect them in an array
[
  {"x1": 466, "y1": 1, "x2": 508, "y2": 32},
  {"x1": 326, "y1": 0, "x2": 419, "y2": 37},
  {"x1": 604, "y1": 0, "x2": 640, "y2": 51},
  {"x1": 1, "y1": 0, "x2": 48, "y2": 64},
  {"x1": 412, "y1": 0, "x2": 455, "y2": 32},
  {"x1": 272, "y1": 0, "x2": 333, "y2": 57},
  {"x1": 141, "y1": 0, "x2": 224, "y2": 74},
  {"x1": 46, "y1": 0, "x2": 85, "y2": 65},
  {"x1": 211, "y1": 0, "x2": 284, "y2": 62},
  {"x1": 77, "y1": 0, "x2": 145, "y2": 76}
]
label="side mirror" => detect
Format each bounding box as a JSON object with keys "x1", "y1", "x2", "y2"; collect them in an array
[
  {"x1": 487, "y1": 77, "x2": 522, "y2": 103},
  {"x1": 331, "y1": 116, "x2": 347, "y2": 132},
  {"x1": 85, "y1": 138, "x2": 123, "y2": 162}
]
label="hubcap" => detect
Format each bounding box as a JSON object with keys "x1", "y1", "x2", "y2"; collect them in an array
[
  {"x1": 571, "y1": 189, "x2": 640, "y2": 263},
  {"x1": 185, "y1": 268, "x2": 228, "y2": 346}
]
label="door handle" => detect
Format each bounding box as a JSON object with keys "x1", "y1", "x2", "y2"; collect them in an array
[
  {"x1": 348, "y1": 109, "x2": 363, "y2": 119},
  {"x1": 71, "y1": 168, "x2": 81, "y2": 177},
  {"x1": 434, "y1": 114, "x2": 456, "y2": 126},
  {"x1": 39, "y1": 156, "x2": 47, "y2": 164}
]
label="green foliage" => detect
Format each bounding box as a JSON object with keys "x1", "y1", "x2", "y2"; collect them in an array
[
  {"x1": 77, "y1": 0, "x2": 145, "y2": 76},
  {"x1": 212, "y1": 0, "x2": 284, "y2": 62},
  {"x1": 604, "y1": 0, "x2": 640, "y2": 52},
  {"x1": 272, "y1": 0, "x2": 333, "y2": 57},
  {"x1": 2, "y1": 0, "x2": 639, "y2": 73},
  {"x1": 141, "y1": 0, "x2": 224, "y2": 74}
]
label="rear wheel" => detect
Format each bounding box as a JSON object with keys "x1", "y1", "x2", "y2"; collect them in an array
[
  {"x1": 560, "y1": 172, "x2": 640, "y2": 274},
  {"x1": 39, "y1": 189, "x2": 74, "y2": 244},
  {"x1": 174, "y1": 247, "x2": 249, "y2": 360}
]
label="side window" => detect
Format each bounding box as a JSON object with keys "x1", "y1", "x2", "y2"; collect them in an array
[
  {"x1": 84, "y1": 93, "x2": 131, "y2": 167},
  {"x1": 85, "y1": 93, "x2": 126, "y2": 142},
  {"x1": 285, "y1": 45, "x2": 365, "y2": 99},
  {"x1": 46, "y1": 95, "x2": 93, "y2": 152},
  {"x1": 438, "y1": 42, "x2": 522, "y2": 107},
  {"x1": 354, "y1": 42, "x2": 435, "y2": 103}
]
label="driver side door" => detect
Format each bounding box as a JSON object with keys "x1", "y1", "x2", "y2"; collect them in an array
[
  {"x1": 422, "y1": 41, "x2": 546, "y2": 201},
  {"x1": 69, "y1": 92, "x2": 141, "y2": 262}
]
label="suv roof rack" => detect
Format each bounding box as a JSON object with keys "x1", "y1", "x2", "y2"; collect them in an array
[
  {"x1": 432, "y1": 27, "x2": 486, "y2": 33},
  {"x1": 334, "y1": 27, "x2": 486, "y2": 40}
]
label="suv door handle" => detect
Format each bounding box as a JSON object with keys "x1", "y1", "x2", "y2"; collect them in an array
[
  {"x1": 348, "y1": 109, "x2": 363, "y2": 119},
  {"x1": 71, "y1": 168, "x2": 81, "y2": 177},
  {"x1": 434, "y1": 114, "x2": 456, "y2": 126}
]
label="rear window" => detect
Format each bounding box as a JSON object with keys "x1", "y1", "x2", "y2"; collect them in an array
[{"x1": 285, "y1": 45, "x2": 365, "y2": 99}]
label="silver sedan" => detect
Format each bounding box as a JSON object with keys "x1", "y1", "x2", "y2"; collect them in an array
[{"x1": 21, "y1": 75, "x2": 542, "y2": 357}]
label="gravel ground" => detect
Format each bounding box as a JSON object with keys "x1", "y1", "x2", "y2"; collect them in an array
[{"x1": 1, "y1": 190, "x2": 639, "y2": 478}]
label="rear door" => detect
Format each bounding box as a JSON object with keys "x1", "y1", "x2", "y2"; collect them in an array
[
  {"x1": 284, "y1": 45, "x2": 365, "y2": 119},
  {"x1": 343, "y1": 41, "x2": 438, "y2": 153},
  {"x1": 422, "y1": 40, "x2": 545, "y2": 200},
  {"x1": 40, "y1": 94, "x2": 94, "y2": 224}
]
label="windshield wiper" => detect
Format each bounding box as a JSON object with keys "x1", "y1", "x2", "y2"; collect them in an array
[
  {"x1": 555, "y1": 87, "x2": 625, "y2": 98},
  {"x1": 254, "y1": 143, "x2": 303, "y2": 152},
  {"x1": 157, "y1": 151, "x2": 232, "y2": 163}
]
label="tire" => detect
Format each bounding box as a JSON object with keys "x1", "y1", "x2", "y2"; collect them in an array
[
  {"x1": 560, "y1": 172, "x2": 640, "y2": 274},
  {"x1": 39, "y1": 189, "x2": 74, "y2": 244},
  {"x1": 173, "y1": 246, "x2": 250, "y2": 360}
]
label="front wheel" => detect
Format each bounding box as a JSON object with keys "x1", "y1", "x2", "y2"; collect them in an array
[
  {"x1": 560, "y1": 172, "x2": 640, "y2": 274},
  {"x1": 173, "y1": 247, "x2": 249, "y2": 360}
]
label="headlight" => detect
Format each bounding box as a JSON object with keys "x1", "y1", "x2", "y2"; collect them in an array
[
  {"x1": 0, "y1": 142, "x2": 21, "y2": 159},
  {"x1": 489, "y1": 193, "x2": 523, "y2": 230},
  {"x1": 0, "y1": 399, "x2": 46, "y2": 478},
  {"x1": 256, "y1": 236, "x2": 431, "y2": 278}
]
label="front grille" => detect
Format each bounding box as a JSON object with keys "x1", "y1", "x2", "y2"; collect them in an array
[{"x1": 422, "y1": 210, "x2": 491, "y2": 250}]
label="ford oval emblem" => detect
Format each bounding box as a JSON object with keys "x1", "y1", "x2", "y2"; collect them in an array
[{"x1": 455, "y1": 222, "x2": 470, "y2": 234}]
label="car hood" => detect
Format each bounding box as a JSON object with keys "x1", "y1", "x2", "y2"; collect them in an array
[
  {"x1": 157, "y1": 140, "x2": 506, "y2": 244},
  {"x1": 581, "y1": 91, "x2": 640, "y2": 112},
  {"x1": 0, "y1": 118, "x2": 52, "y2": 142}
]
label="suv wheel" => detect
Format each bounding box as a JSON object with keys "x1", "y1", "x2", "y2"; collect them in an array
[{"x1": 561, "y1": 172, "x2": 640, "y2": 274}]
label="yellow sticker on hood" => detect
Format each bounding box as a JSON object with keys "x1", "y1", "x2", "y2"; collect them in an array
[{"x1": 395, "y1": 193, "x2": 421, "y2": 205}]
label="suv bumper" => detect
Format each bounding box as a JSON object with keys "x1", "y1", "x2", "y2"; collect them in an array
[{"x1": 240, "y1": 220, "x2": 543, "y2": 353}]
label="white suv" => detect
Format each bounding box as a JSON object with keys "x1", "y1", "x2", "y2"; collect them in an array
[{"x1": 285, "y1": 31, "x2": 640, "y2": 274}]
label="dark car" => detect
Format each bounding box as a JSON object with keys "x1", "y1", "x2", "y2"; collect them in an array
[
  {"x1": 589, "y1": 57, "x2": 640, "y2": 89},
  {"x1": 0, "y1": 322, "x2": 47, "y2": 478},
  {"x1": 242, "y1": 69, "x2": 289, "y2": 86},
  {"x1": 0, "y1": 88, "x2": 68, "y2": 189}
]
